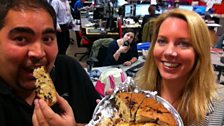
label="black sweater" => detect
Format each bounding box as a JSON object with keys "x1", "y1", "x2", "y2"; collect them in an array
[{"x1": 0, "y1": 55, "x2": 101, "y2": 126}]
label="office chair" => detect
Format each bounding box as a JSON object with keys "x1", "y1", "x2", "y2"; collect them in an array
[
  {"x1": 74, "y1": 31, "x2": 91, "y2": 61},
  {"x1": 87, "y1": 38, "x2": 114, "y2": 67}
]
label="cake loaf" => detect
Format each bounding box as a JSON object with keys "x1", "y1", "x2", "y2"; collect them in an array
[{"x1": 115, "y1": 92, "x2": 177, "y2": 126}]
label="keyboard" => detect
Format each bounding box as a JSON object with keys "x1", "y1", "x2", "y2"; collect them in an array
[
  {"x1": 126, "y1": 62, "x2": 144, "y2": 77},
  {"x1": 87, "y1": 29, "x2": 102, "y2": 33}
]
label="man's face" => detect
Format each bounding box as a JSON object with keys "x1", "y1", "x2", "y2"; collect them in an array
[{"x1": 0, "y1": 9, "x2": 58, "y2": 92}]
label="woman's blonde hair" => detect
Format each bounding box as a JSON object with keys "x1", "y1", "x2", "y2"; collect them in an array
[{"x1": 135, "y1": 9, "x2": 217, "y2": 124}]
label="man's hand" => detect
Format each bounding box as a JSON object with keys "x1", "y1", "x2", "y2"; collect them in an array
[
  {"x1": 96, "y1": 88, "x2": 113, "y2": 104},
  {"x1": 32, "y1": 94, "x2": 76, "y2": 126}
]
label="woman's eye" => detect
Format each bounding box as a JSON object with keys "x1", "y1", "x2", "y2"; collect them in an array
[
  {"x1": 156, "y1": 39, "x2": 166, "y2": 45},
  {"x1": 177, "y1": 41, "x2": 191, "y2": 48}
]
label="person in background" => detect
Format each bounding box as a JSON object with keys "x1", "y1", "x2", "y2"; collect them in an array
[
  {"x1": 142, "y1": 5, "x2": 157, "y2": 30},
  {"x1": 49, "y1": 0, "x2": 73, "y2": 55},
  {"x1": 72, "y1": 0, "x2": 85, "y2": 19},
  {"x1": 0, "y1": 0, "x2": 100, "y2": 125},
  {"x1": 138, "y1": 5, "x2": 157, "y2": 42},
  {"x1": 135, "y1": 9, "x2": 224, "y2": 125},
  {"x1": 103, "y1": 29, "x2": 138, "y2": 66}
]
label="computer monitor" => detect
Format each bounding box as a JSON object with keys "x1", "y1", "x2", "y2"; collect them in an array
[
  {"x1": 124, "y1": 4, "x2": 134, "y2": 17},
  {"x1": 178, "y1": 5, "x2": 193, "y2": 11},
  {"x1": 93, "y1": 6, "x2": 105, "y2": 19},
  {"x1": 193, "y1": 5, "x2": 206, "y2": 15},
  {"x1": 135, "y1": 4, "x2": 150, "y2": 17}
]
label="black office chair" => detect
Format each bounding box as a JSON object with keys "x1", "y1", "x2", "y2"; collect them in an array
[
  {"x1": 87, "y1": 38, "x2": 114, "y2": 67},
  {"x1": 74, "y1": 31, "x2": 92, "y2": 61}
]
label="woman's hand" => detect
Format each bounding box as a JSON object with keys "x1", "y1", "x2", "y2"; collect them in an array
[
  {"x1": 123, "y1": 61, "x2": 132, "y2": 66},
  {"x1": 32, "y1": 94, "x2": 76, "y2": 126},
  {"x1": 118, "y1": 45, "x2": 129, "y2": 54}
]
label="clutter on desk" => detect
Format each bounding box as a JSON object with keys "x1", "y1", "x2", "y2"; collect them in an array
[
  {"x1": 137, "y1": 42, "x2": 150, "y2": 50},
  {"x1": 123, "y1": 18, "x2": 135, "y2": 25},
  {"x1": 126, "y1": 62, "x2": 144, "y2": 77},
  {"x1": 95, "y1": 68, "x2": 127, "y2": 96},
  {"x1": 84, "y1": 22, "x2": 95, "y2": 27},
  {"x1": 210, "y1": 47, "x2": 223, "y2": 54},
  {"x1": 137, "y1": 42, "x2": 150, "y2": 59},
  {"x1": 88, "y1": 69, "x2": 101, "y2": 78},
  {"x1": 71, "y1": 19, "x2": 80, "y2": 31}
]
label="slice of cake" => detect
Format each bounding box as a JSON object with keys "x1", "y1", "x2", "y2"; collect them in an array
[
  {"x1": 115, "y1": 92, "x2": 132, "y2": 122},
  {"x1": 136, "y1": 97, "x2": 176, "y2": 126},
  {"x1": 129, "y1": 93, "x2": 146, "y2": 122},
  {"x1": 33, "y1": 66, "x2": 57, "y2": 106},
  {"x1": 115, "y1": 92, "x2": 146, "y2": 122},
  {"x1": 135, "y1": 97, "x2": 158, "y2": 123}
]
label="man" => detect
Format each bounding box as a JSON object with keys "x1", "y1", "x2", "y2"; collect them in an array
[
  {"x1": 138, "y1": 5, "x2": 157, "y2": 42},
  {"x1": 48, "y1": 0, "x2": 74, "y2": 55},
  {"x1": 72, "y1": 0, "x2": 85, "y2": 19},
  {"x1": 0, "y1": 0, "x2": 100, "y2": 125}
]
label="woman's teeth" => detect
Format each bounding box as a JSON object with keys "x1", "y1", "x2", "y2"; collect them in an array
[{"x1": 163, "y1": 62, "x2": 179, "y2": 67}]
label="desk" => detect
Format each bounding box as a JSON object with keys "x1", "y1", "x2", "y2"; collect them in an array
[
  {"x1": 87, "y1": 56, "x2": 145, "y2": 84},
  {"x1": 122, "y1": 23, "x2": 141, "y2": 29},
  {"x1": 81, "y1": 18, "x2": 92, "y2": 28},
  {"x1": 207, "y1": 23, "x2": 222, "y2": 27},
  {"x1": 92, "y1": 56, "x2": 145, "y2": 72},
  {"x1": 80, "y1": 18, "x2": 119, "y2": 39},
  {"x1": 85, "y1": 27, "x2": 119, "y2": 36}
]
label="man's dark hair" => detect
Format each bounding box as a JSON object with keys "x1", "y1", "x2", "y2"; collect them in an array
[{"x1": 0, "y1": 0, "x2": 56, "y2": 30}]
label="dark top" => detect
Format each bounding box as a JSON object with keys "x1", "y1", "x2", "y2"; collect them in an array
[
  {"x1": 0, "y1": 55, "x2": 101, "y2": 126},
  {"x1": 72, "y1": 0, "x2": 84, "y2": 19},
  {"x1": 103, "y1": 40, "x2": 138, "y2": 66},
  {"x1": 138, "y1": 14, "x2": 158, "y2": 42}
]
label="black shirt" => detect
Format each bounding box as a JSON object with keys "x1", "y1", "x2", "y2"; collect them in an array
[
  {"x1": 103, "y1": 40, "x2": 139, "y2": 66},
  {"x1": 0, "y1": 55, "x2": 101, "y2": 126}
]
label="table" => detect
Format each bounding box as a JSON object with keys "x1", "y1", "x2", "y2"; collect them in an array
[
  {"x1": 87, "y1": 56, "x2": 145, "y2": 84},
  {"x1": 80, "y1": 18, "x2": 119, "y2": 40},
  {"x1": 92, "y1": 56, "x2": 145, "y2": 72},
  {"x1": 206, "y1": 23, "x2": 222, "y2": 27}
]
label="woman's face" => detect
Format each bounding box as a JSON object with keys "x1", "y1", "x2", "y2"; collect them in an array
[
  {"x1": 153, "y1": 17, "x2": 196, "y2": 82},
  {"x1": 123, "y1": 32, "x2": 135, "y2": 44}
]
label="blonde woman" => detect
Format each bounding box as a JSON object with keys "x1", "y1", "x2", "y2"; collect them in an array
[{"x1": 135, "y1": 9, "x2": 224, "y2": 125}]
